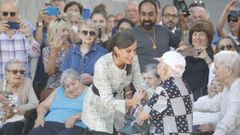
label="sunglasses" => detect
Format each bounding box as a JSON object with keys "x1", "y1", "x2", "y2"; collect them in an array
[
  {"x1": 2, "y1": 12, "x2": 16, "y2": 17},
  {"x1": 8, "y1": 70, "x2": 25, "y2": 75},
  {"x1": 227, "y1": 17, "x2": 238, "y2": 23},
  {"x1": 82, "y1": 30, "x2": 95, "y2": 36},
  {"x1": 218, "y1": 44, "x2": 234, "y2": 50}
]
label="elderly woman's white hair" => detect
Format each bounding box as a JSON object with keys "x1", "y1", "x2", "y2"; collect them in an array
[
  {"x1": 4, "y1": 59, "x2": 23, "y2": 71},
  {"x1": 60, "y1": 69, "x2": 82, "y2": 85},
  {"x1": 214, "y1": 51, "x2": 240, "y2": 77}
]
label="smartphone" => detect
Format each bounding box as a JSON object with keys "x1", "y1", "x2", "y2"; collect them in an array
[
  {"x1": 98, "y1": 28, "x2": 102, "y2": 39},
  {"x1": 194, "y1": 48, "x2": 200, "y2": 56},
  {"x1": 82, "y1": 8, "x2": 90, "y2": 20},
  {"x1": 178, "y1": 0, "x2": 190, "y2": 17},
  {"x1": 45, "y1": 6, "x2": 60, "y2": 16},
  {"x1": 7, "y1": 22, "x2": 20, "y2": 30}
]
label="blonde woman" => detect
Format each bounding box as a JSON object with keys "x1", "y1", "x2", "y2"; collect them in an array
[{"x1": 40, "y1": 17, "x2": 71, "y2": 101}]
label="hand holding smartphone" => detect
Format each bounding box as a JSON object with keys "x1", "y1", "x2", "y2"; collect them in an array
[{"x1": 178, "y1": 0, "x2": 190, "y2": 17}]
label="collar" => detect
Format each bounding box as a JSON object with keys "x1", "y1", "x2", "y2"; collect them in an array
[{"x1": 73, "y1": 43, "x2": 97, "y2": 54}]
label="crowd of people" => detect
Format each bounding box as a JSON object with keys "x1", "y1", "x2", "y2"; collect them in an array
[{"x1": 0, "y1": 0, "x2": 240, "y2": 135}]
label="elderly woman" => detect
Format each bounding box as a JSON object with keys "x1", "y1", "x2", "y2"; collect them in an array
[
  {"x1": 29, "y1": 69, "x2": 88, "y2": 135},
  {"x1": 178, "y1": 19, "x2": 214, "y2": 101},
  {"x1": 142, "y1": 63, "x2": 161, "y2": 98},
  {"x1": 194, "y1": 51, "x2": 240, "y2": 135},
  {"x1": 0, "y1": 59, "x2": 39, "y2": 135},
  {"x1": 61, "y1": 20, "x2": 107, "y2": 85},
  {"x1": 40, "y1": 17, "x2": 71, "y2": 101},
  {"x1": 82, "y1": 31, "x2": 148, "y2": 135},
  {"x1": 138, "y1": 51, "x2": 193, "y2": 135}
]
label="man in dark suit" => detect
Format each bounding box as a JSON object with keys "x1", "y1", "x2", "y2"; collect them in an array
[{"x1": 162, "y1": 4, "x2": 180, "y2": 38}]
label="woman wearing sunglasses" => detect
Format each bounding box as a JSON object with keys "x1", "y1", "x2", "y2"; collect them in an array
[
  {"x1": 0, "y1": 59, "x2": 39, "y2": 135},
  {"x1": 61, "y1": 20, "x2": 107, "y2": 86}
]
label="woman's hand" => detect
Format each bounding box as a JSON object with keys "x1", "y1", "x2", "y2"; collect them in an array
[
  {"x1": 133, "y1": 90, "x2": 146, "y2": 105},
  {"x1": 138, "y1": 110, "x2": 149, "y2": 122},
  {"x1": 34, "y1": 115, "x2": 45, "y2": 128},
  {"x1": 196, "y1": 47, "x2": 212, "y2": 64},
  {"x1": 225, "y1": 0, "x2": 237, "y2": 13},
  {"x1": 208, "y1": 79, "x2": 224, "y2": 98},
  {"x1": 198, "y1": 123, "x2": 215, "y2": 132},
  {"x1": 0, "y1": 94, "x2": 10, "y2": 105},
  {"x1": 80, "y1": 73, "x2": 93, "y2": 85},
  {"x1": 65, "y1": 115, "x2": 79, "y2": 128},
  {"x1": 50, "y1": 30, "x2": 64, "y2": 51},
  {"x1": 0, "y1": 21, "x2": 9, "y2": 33}
]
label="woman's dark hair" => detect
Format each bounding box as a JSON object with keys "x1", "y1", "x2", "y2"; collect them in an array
[
  {"x1": 63, "y1": 1, "x2": 83, "y2": 15},
  {"x1": 215, "y1": 36, "x2": 238, "y2": 53},
  {"x1": 90, "y1": 3, "x2": 107, "y2": 19},
  {"x1": 116, "y1": 18, "x2": 135, "y2": 31},
  {"x1": 189, "y1": 19, "x2": 214, "y2": 45},
  {"x1": 139, "y1": 0, "x2": 158, "y2": 14},
  {"x1": 107, "y1": 31, "x2": 136, "y2": 52},
  {"x1": 108, "y1": 31, "x2": 136, "y2": 75}
]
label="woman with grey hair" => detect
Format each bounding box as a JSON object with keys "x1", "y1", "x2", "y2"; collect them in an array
[
  {"x1": 194, "y1": 51, "x2": 240, "y2": 135},
  {"x1": 138, "y1": 51, "x2": 193, "y2": 135},
  {"x1": 0, "y1": 59, "x2": 39, "y2": 135},
  {"x1": 29, "y1": 69, "x2": 88, "y2": 135}
]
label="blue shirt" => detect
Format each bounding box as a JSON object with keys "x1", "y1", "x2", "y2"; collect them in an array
[
  {"x1": 61, "y1": 43, "x2": 107, "y2": 75},
  {"x1": 45, "y1": 86, "x2": 87, "y2": 128}
]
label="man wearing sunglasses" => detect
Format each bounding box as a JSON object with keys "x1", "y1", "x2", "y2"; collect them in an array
[
  {"x1": 0, "y1": 0, "x2": 40, "y2": 79},
  {"x1": 217, "y1": 1, "x2": 240, "y2": 45}
]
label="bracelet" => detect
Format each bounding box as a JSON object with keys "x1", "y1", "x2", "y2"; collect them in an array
[{"x1": 125, "y1": 91, "x2": 132, "y2": 96}]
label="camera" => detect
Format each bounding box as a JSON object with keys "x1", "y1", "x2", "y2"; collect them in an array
[
  {"x1": 174, "y1": 0, "x2": 190, "y2": 17},
  {"x1": 7, "y1": 22, "x2": 20, "y2": 30}
]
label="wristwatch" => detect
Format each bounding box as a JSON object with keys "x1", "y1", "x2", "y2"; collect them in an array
[{"x1": 37, "y1": 22, "x2": 43, "y2": 27}]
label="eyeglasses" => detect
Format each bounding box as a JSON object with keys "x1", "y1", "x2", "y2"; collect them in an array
[
  {"x1": 218, "y1": 44, "x2": 234, "y2": 50},
  {"x1": 82, "y1": 30, "x2": 95, "y2": 36},
  {"x1": 8, "y1": 70, "x2": 25, "y2": 75},
  {"x1": 163, "y1": 14, "x2": 178, "y2": 19},
  {"x1": 227, "y1": 17, "x2": 238, "y2": 23},
  {"x1": 2, "y1": 12, "x2": 16, "y2": 17}
]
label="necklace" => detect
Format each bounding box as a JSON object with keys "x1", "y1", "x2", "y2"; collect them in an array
[{"x1": 139, "y1": 26, "x2": 157, "y2": 49}]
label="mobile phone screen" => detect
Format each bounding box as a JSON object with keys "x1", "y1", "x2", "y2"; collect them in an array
[
  {"x1": 7, "y1": 22, "x2": 20, "y2": 30},
  {"x1": 178, "y1": 0, "x2": 190, "y2": 17},
  {"x1": 82, "y1": 8, "x2": 90, "y2": 20},
  {"x1": 45, "y1": 7, "x2": 60, "y2": 16}
]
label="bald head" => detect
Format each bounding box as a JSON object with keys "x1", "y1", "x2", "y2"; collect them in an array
[
  {"x1": 0, "y1": 0, "x2": 19, "y2": 22},
  {"x1": 125, "y1": 1, "x2": 138, "y2": 24},
  {"x1": 191, "y1": 6, "x2": 210, "y2": 22}
]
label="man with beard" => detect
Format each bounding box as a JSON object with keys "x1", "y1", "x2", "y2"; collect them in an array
[
  {"x1": 162, "y1": 5, "x2": 180, "y2": 37},
  {"x1": 130, "y1": 0, "x2": 180, "y2": 72}
]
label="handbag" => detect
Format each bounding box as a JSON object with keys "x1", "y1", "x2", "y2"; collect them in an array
[
  {"x1": 118, "y1": 115, "x2": 150, "y2": 135},
  {"x1": 21, "y1": 109, "x2": 37, "y2": 135},
  {"x1": 119, "y1": 102, "x2": 150, "y2": 135}
]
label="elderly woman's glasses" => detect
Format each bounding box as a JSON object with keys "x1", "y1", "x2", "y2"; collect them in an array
[
  {"x1": 82, "y1": 30, "x2": 96, "y2": 36},
  {"x1": 219, "y1": 44, "x2": 234, "y2": 50},
  {"x1": 8, "y1": 70, "x2": 25, "y2": 75},
  {"x1": 2, "y1": 12, "x2": 16, "y2": 17}
]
